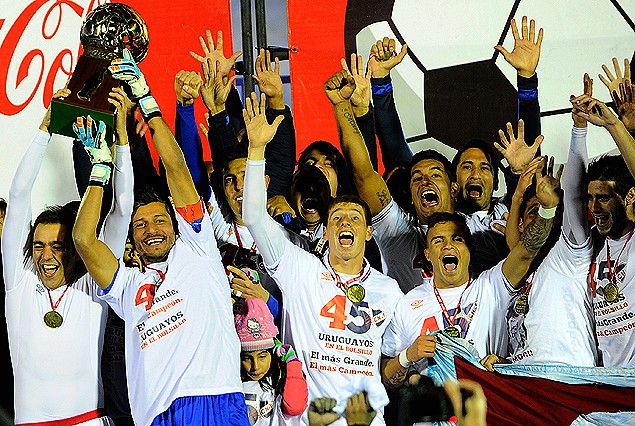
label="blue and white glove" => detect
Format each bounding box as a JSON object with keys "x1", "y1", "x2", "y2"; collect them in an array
[
  {"x1": 109, "y1": 48, "x2": 161, "y2": 121},
  {"x1": 73, "y1": 115, "x2": 112, "y2": 186}
]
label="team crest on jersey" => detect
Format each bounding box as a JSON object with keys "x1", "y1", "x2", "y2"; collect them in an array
[
  {"x1": 321, "y1": 271, "x2": 334, "y2": 282},
  {"x1": 410, "y1": 299, "x2": 425, "y2": 309}
]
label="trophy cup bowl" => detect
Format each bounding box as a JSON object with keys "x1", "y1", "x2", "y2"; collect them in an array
[{"x1": 51, "y1": 3, "x2": 149, "y2": 144}]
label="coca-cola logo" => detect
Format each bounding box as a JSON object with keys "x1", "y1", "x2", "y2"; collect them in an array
[{"x1": 0, "y1": 0, "x2": 108, "y2": 115}]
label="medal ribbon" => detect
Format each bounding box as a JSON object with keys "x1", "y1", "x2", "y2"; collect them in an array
[
  {"x1": 521, "y1": 271, "x2": 537, "y2": 297},
  {"x1": 233, "y1": 223, "x2": 257, "y2": 253},
  {"x1": 433, "y1": 279, "x2": 471, "y2": 329},
  {"x1": 606, "y1": 227, "x2": 634, "y2": 284},
  {"x1": 47, "y1": 285, "x2": 71, "y2": 312},
  {"x1": 145, "y1": 265, "x2": 167, "y2": 288},
  {"x1": 325, "y1": 259, "x2": 370, "y2": 294}
]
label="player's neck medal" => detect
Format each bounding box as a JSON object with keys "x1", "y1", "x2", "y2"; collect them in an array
[
  {"x1": 44, "y1": 284, "x2": 70, "y2": 329},
  {"x1": 603, "y1": 279, "x2": 620, "y2": 303},
  {"x1": 44, "y1": 310, "x2": 63, "y2": 328},
  {"x1": 346, "y1": 284, "x2": 365, "y2": 303},
  {"x1": 444, "y1": 325, "x2": 461, "y2": 338},
  {"x1": 514, "y1": 294, "x2": 529, "y2": 315}
]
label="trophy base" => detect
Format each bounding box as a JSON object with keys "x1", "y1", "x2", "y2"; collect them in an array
[
  {"x1": 50, "y1": 100, "x2": 115, "y2": 144},
  {"x1": 50, "y1": 52, "x2": 120, "y2": 145}
]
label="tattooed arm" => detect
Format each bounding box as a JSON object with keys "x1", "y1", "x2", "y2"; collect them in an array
[
  {"x1": 502, "y1": 156, "x2": 560, "y2": 288},
  {"x1": 380, "y1": 335, "x2": 436, "y2": 388},
  {"x1": 325, "y1": 70, "x2": 393, "y2": 216}
]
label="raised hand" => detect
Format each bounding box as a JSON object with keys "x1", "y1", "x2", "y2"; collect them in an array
[
  {"x1": 571, "y1": 73, "x2": 593, "y2": 128},
  {"x1": 273, "y1": 339, "x2": 298, "y2": 363},
  {"x1": 495, "y1": 16, "x2": 543, "y2": 78},
  {"x1": 253, "y1": 48, "x2": 284, "y2": 108},
  {"x1": 535, "y1": 156, "x2": 562, "y2": 210},
  {"x1": 190, "y1": 30, "x2": 242, "y2": 79},
  {"x1": 323, "y1": 70, "x2": 356, "y2": 106},
  {"x1": 40, "y1": 87, "x2": 71, "y2": 133},
  {"x1": 174, "y1": 70, "x2": 202, "y2": 106},
  {"x1": 367, "y1": 37, "x2": 408, "y2": 79},
  {"x1": 200, "y1": 57, "x2": 237, "y2": 115},
  {"x1": 109, "y1": 48, "x2": 149, "y2": 99},
  {"x1": 341, "y1": 53, "x2": 371, "y2": 116},
  {"x1": 570, "y1": 94, "x2": 621, "y2": 128},
  {"x1": 73, "y1": 115, "x2": 113, "y2": 186},
  {"x1": 494, "y1": 119, "x2": 543, "y2": 174},
  {"x1": 598, "y1": 57, "x2": 631, "y2": 105},
  {"x1": 243, "y1": 92, "x2": 284, "y2": 152}
]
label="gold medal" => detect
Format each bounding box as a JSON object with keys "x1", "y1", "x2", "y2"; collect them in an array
[
  {"x1": 346, "y1": 284, "x2": 365, "y2": 304},
  {"x1": 44, "y1": 310, "x2": 63, "y2": 328},
  {"x1": 444, "y1": 325, "x2": 461, "y2": 338},
  {"x1": 603, "y1": 281, "x2": 620, "y2": 303},
  {"x1": 514, "y1": 294, "x2": 529, "y2": 315}
]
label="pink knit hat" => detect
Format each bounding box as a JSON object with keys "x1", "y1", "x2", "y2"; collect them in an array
[{"x1": 234, "y1": 298, "x2": 279, "y2": 352}]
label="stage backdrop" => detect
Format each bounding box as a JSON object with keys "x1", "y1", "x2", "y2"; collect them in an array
[
  {"x1": 0, "y1": 0, "x2": 232, "y2": 215},
  {"x1": 287, "y1": 0, "x2": 635, "y2": 182}
]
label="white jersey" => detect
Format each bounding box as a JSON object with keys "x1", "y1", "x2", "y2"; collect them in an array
[
  {"x1": 243, "y1": 381, "x2": 300, "y2": 426},
  {"x1": 267, "y1": 242, "x2": 402, "y2": 426},
  {"x1": 2, "y1": 131, "x2": 112, "y2": 425},
  {"x1": 382, "y1": 260, "x2": 516, "y2": 364},
  {"x1": 372, "y1": 200, "x2": 509, "y2": 294},
  {"x1": 506, "y1": 232, "x2": 596, "y2": 365},
  {"x1": 99, "y1": 204, "x2": 243, "y2": 425},
  {"x1": 590, "y1": 227, "x2": 635, "y2": 366}
]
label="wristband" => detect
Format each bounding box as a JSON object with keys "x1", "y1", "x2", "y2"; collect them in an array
[
  {"x1": 538, "y1": 205, "x2": 557, "y2": 219},
  {"x1": 138, "y1": 93, "x2": 162, "y2": 121},
  {"x1": 89, "y1": 163, "x2": 113, "y2": 187},
  {"x1": 398, "y1": 349, "x2": 412, "y2": 368}
]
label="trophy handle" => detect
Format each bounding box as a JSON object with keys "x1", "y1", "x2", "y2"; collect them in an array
[{"x1": 77, "y1": 67, "x2": 108, "y2": 101}]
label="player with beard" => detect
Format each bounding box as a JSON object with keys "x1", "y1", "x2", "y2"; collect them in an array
[
  {"x1": 570, "y1": 92, "x2": 635, "y2": 366},
  {"x1": 72, "y1": 49, "x2": 249, "y2": 425},
  {"x1": 242, "y1": 92, "x2": 402, "y2": 425}
]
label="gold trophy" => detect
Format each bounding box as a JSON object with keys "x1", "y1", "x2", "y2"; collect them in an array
[{"x1": 51, "y1": 3, "x2": 149, "y2": 143}]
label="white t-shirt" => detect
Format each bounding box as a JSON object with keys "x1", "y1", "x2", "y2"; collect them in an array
[
  {"x1": 2, "y1": 131, "x2": 112, "y2": 425},
  {"x1": 382, "y1": 260, "x2": 516, "y2": 364},
  {"x1": 100, "y1": 204, "x2": 243, "y2": 425},
  {"x1": 506, "y1": 232, "x2": 596, "y2": 365},
  {"x1": 590, "y1": 227, "x2": 635, "y2": 366},
  {"x1": 243, "y1": 380, "x2": 300, "y2": 426},
  {"x1": 267, "y1": 242, "x2": 403, "y2": 426}
]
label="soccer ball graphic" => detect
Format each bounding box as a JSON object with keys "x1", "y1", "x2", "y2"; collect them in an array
[{"x1": 345, "y1": 0, "x2": 635, "y2": 165}]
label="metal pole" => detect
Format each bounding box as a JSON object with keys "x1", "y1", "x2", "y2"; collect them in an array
[
  {"x1": 239, "y1": 0, "x2": 254, "y2": 96},
  {"x1": 255, "y1": 0, "x2": 267, "y2": 50}
]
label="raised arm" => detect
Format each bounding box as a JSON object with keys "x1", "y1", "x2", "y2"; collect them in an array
[
  {"x1": 2, "y1": 88, "x2": 69, "y2": 290},
  {"x1": 109, "y1": 48, "x2": 199, "y2": 207},
  {"x1": 253, "y1": 48, "x2": 296, "y2": 197},
  {"x1": 571, "y1": 94, "x2": 635, "y2": 179},
  {"x1": 502, "y1": 156, "x2": 561, "y2": 288},
  {"x1": 72, "y1": 91, "x2": 131, "y2": 288},
  {"x1": 368, "y1": 37, "x2": 412, "y2": 170},
  {"x1": 324, "y1": 70, "x2": 391, "y2": 216},
  {"x1": 562, "y1": 73, "x2": 593, "y2": 245},
  {"x1": 174, "y1": 69, "x2": 212, "y2": 201},
  {"x1": 241, "y1": 92, "x2": 287, "y2": 266}
]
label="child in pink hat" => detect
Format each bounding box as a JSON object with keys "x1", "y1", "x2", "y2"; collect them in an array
[{"x1": 234, "y1": 298, "x2": 308, "y2": 425}]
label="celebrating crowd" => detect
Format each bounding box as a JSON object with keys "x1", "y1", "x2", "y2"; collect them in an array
[{"x1": 2, "y1": 13, "x2": 635, "y2": 426}]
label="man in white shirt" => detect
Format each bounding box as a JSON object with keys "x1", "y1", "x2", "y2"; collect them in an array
[{"x1": 241, "y1": 92, "x2": 403, "y2": 426}]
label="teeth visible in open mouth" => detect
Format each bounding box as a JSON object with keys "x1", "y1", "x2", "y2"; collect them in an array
[
  {"x1": 41, "y1": 265, "x2": 58, "y2": 276},
  {"x1": 422, "y1": 190, "x2": 439, "y2": 206},
  {"x1": 466, "y1": 184, "x2": 483, "y2": 198},
  {"x1": 442, "y1": 255, "x2": 458, "y2": 272},
  {"x1": 237, "y1": 196, "x2": 243, "y2": 202},
  {"x1": 339, "y1": 231, "x2": 354, "y2": 246},
  {"x1": 302, "y1": 197, "x2": 320, "y2": 213},
  {"x1": 145, "y1": 238, "x2": 164, "y2": 246}
]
